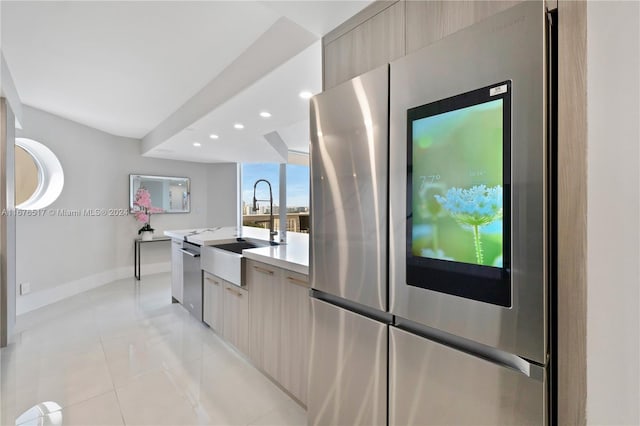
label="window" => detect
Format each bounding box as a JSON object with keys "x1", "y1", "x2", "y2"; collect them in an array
[
  {"x1": 286, "y1": 164, "x2": 310, "y2": 232},
  {"x1": 241, "y1": 163, "x2": 280, "y2": 227},
  {"x1": 15, "y1": 138, "x2": 64, "y2": 210},
  {"x1": 241, "y1": 162, "x2": 309, "y2": 233}
]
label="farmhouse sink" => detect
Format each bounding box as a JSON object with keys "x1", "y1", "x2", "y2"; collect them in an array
[
  {"x1": 201, "y1": 238, "x2": 278, "y2": 286},
  {"x1": 213, "y1": 239, "x2": 277, "y2": 255}
]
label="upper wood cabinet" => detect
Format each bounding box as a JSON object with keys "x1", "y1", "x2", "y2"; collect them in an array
[
  {"x1": 322, "y1": 0, "x2": 524, "y2": 88},
  {"x1": 405, "y1": 0, "x2": 522, "y2": 54},
  {"x1": 323, "y1": 1, "x2": 404, "y2": 89}
]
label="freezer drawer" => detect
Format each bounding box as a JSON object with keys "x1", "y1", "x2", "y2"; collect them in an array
[
  {"x1": 390, "y1": 327, "x2": 546, "y2": 426},
  {"x1": 308, "y1": 298, "x2": 387, "y2": 426},
  {"x1": 310, "y1": 64, "x2": 389, "y2": 312}
]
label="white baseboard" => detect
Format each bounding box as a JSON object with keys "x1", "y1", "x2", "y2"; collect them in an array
[{"x1": 16, "y1": 262, "x2": 171, "y2": 315}]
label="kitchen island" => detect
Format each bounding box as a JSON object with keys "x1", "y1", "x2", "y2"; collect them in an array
[
  {"x1": 164, "y1": 226, "x2": 310, "y2": 406},
  {"x1": 164, "y1": 226, "x2": 308, "y2": 274}
]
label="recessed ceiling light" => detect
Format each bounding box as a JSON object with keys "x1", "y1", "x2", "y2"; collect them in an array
[
  {"x1": 193, "y1": 142, "x2": 201, "y2": 147},
  {"x1": 234, "y1": 123, "x2": 244, "y2": 130},
  {"x1": 299, "y1": 91, "x2": 313, "y2": 99},
  {"x1": 209, "y1": 134, "x2": 219, "y2": 140},
  {"x1": 259, "y1": 111, "x2": 272, "y2": 118}
]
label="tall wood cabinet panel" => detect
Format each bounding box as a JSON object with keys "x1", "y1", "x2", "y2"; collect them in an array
[
  {"x1": 557, "y1": 1, "x2": 587, "y2": 423},
  {"x1": 247, "y1": 260, "x2": 282, "y2": 380},
  {"x1": 323, "y1": 1, "x2": 404, "y2": 89},
  {"x1": 405, "y1": 0, "x2": 522, "y2": 54},
  {"x1": 279, "y1": 271, "x2": 310, "y2": 405},
  {"x1": 223, "y1": 282, "x2": 249, "y2": 354},
  {"x1": 203, "y1": 272, "x2": 224, "y2": 334}
]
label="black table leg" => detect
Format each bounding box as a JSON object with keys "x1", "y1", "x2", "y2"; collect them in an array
[{"x1": 135, "y1": 240, "x2": 140, "y2": 280}]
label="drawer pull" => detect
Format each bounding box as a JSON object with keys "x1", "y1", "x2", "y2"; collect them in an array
[
  {"x1": 205, "y1": 277, "x2": 220, "y2": 286},
  {"x1": 180, "y1": 249, "x2": 200, "y2": 258},
  {"x1": 253, "y1": 265, "x2": 274, "y2": 275},
  {"x1": 226, "y1": 287, "x2": 243, "y2": 297},
  {"x1": 286, "y1": 276, "x2": 309, "y2": 287}
]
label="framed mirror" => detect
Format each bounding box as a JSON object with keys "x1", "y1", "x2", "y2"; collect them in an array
[{"x1": 129, "y1": 174, "x2": 190, "y2": 214}]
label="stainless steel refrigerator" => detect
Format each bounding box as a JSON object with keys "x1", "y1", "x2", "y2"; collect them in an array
[
  {"x1": 309, "y1": 63, "x2": 391, "y2": 426},
  {"x1": 309, "y1": 2, "x2": 552, "y2": 425}
]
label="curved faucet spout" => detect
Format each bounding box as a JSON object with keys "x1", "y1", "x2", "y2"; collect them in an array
[{"x1": 252, "y1": 179, "x2": 277, "y2": 242}]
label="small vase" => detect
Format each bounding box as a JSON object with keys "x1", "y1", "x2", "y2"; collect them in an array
[{"x1": 141, "y1": 230, "x2": 153, "y2": 241}]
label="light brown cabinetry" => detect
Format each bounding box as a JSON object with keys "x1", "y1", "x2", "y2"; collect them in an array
[
  {"x1": 323, "y1": 1, "x2": 404, "y2": 89},
  {"x1": 223, "y1": 282, "x2": 249, "y2": 354},
  {"x1": 322, "y1": 0, "x2": 524, "y2": 89},
  {"x1": 279, "y1": 271, "x2": 310, "y2": 405},
  {"x1": 246, "y1": 259, "x2": 310, "y2": 405},
  {"x1": 247, "y1": 260, "x2": 282, "y2": 379},
  {"x1": 405, "y1": 0, "x2": 522, "y2": 54},
  {"x1": 203, "y1": 272, "x2": 224, "y2": 334}
]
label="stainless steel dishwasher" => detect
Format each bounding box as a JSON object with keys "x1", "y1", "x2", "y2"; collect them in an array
[{"x1": 181, "y1": 241, "x2": 202, "y2": 320}]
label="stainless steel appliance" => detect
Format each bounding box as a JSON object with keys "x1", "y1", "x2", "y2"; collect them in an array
[
  {"x1": 309, "y1": 64, "x2": 390, "y2": 426},
  {"x1": 309, "y1": 2, "x2": 552, "y2": 425},
  {"x1": 389, "y1": 2, "x2": 548, "y2": 424},
  {"x1": 181, "y1": 241, "x2": 202, "y2": 320}
]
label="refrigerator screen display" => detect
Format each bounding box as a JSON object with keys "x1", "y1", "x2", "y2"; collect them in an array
[{"x1": 406, "y1": 82, "x2": 512, "y2": 307}]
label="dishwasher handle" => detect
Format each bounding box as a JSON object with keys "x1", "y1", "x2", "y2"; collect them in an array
[{"x1": 180, "y1": 249, "x2": 201, "y2": 258}]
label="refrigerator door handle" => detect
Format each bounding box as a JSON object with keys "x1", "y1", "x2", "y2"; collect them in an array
[{"x1": 395, "y1": 317, "x2": 545, "y2": 382}]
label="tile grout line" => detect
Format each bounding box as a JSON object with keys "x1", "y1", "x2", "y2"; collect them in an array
[
  {"x1": 97, "y1": 306, "x2": 128, "y2": 426},
  {"x1": 6, "y1": 273, "x2": 306, "y2": 426}
]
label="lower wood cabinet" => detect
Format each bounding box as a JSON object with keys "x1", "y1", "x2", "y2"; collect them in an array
[
  {"x1": 247, "y1": 260, "x2": 282, "y2": 380},
  {"x1": 203, "y1": 272, "x2": 224, "y2": 334},
  {"x1": 246, "y1": 259, "x2": 310, "y2": 405},
  {"x1": 205, "y1": 258, "x2": 310, "y2": 405},
  {"x1": 279, "y1": 271, "x2": 310, "y2": 405},
  {"x1": 223, "y1": 282, "x2": 249, "y2": 354}
]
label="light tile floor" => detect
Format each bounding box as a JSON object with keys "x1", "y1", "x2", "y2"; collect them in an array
[{"x1": 0, "y1": 273, "x2": 307, "y2": 426}]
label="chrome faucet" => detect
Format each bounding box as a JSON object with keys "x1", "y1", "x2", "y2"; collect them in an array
[{"x1": 252, "y1": 179, "x2": 277, "y2": 243}]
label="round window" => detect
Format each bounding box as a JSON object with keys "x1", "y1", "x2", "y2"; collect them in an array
[{"x1": 15, "y1": 138, "x2": 64, "y2": 210}]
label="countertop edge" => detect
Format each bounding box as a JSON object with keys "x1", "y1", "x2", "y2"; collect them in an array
[
  {"x1": 242, "y1": 250, "x2": 309, "y2": 276},
  {"x1": 165, "y1": 226, "x2": 309, "y2": 275},
  {"x1": 164, "y1": 231, "x2": 186, "y2": 240}
]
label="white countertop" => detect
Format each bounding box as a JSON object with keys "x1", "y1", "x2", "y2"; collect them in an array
[
  {"x1": 242, "y1": 232, "x2": 309, "y2": 275},
  {"x1": 164, "y1": 226, "x2": 240, "y2": 245},
  {"x1": 164, "y1": 226, "x2": 309, "y2": 275}
]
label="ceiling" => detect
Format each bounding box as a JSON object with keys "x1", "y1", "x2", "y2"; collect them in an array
[
  {"x1": 1, "y1": 1, "x2": 372, "y2": 163},
  {"x1": 147, "y1": 40, "x2": 321, "y2": 163}
]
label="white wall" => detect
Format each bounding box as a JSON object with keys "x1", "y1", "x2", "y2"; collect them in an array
[
  {"x1": 15, "y1": 106, "x2": 237, "y2": 314},
  {"x1": 0, "y1": 51, "x2": 23, "y2": 126},
  {"x1": 587, "y1": 2, "x2": 640, "y2": 424}
]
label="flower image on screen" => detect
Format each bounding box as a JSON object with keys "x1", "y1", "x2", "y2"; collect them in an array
[{"x1": 411, "y1": 99, "x2": 504, "y2": 268}]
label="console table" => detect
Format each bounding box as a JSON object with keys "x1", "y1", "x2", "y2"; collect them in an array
[{"x1": 134, "y1": 236, "x2": 171, "y2": 280}]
